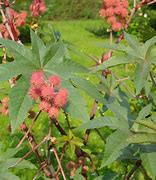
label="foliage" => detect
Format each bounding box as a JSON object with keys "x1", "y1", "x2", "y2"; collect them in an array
[
  {"x1": 0, "y1": 0, "x2": 156, "y2": 179},
  {"x1": 0, "y1": 142, "x2": 36, "y2": 179},
  {"x1": 128, "y1": 5, "x2": 156, "y2": 41}
]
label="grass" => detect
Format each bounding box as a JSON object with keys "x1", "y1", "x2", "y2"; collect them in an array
[{"x1": 41, "y1": 19, "x2": 110, "y2": 66}]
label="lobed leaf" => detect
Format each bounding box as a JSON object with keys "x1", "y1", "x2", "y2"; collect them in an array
[
  {"x1": 79, "y1": 116, "x2": 128, "y2": 130},
  {"x1": 30, "y1": 30, "x2": 46, "y2": 67},
  {"x1": 9, "y1": 77, "x2": 33, "y2": 133},
  {"x1": 63, "y1": 81, "x2": 90, "y2": 122},
  {"x1": 134, "y1": 61, "x2": 150, "y2": 95},
  {"x1": 101, "y1": 130, "x2": 131, "y2": 168},
  {"x1": 71, "y1": 76, "x2": 106, "y2": 103},
  {"x1": 127, "y1": 133, "x2": 156, "y2": 144}
]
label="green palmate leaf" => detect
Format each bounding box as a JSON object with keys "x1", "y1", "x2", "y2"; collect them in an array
[
  {"x1": 0, "y1": 38, "x2": 38, "y2": 68},
  {"x1": 127, "y1": 133, "x2": 156, "y2": 144},
  {"x1": 9, "y1": 77, "x2": 33, "y2": 133},
  {"x1": 0, "y1": 148, "x2": 19, "y2": 161},
  {"x1": 63, "y1": 82, "x2": 90, "y2": 122},
  {"x1": 124, "y1": 32, "x2": 143, "y2": 58},
  {"x1": 0, "y1": 171, "x2": 20, "y2": 180},
  {"x1": 2, "y1": 158, "x2": 36, "y2": 170},
  {"x1": 71, "y1": 76, "x2": 106, "y2": 103},
  {"x1": 0, "y1": 60, "x2": 38, "y2": 84},
  {"x1": 144, "y1": 36, "x2": 156, "y2": 59},
  {"x1": 124, "y1": 32, "x2": 141, "y2": 50},
  {"x1": 91, "y1": 55, "x2": 133, "y2": 72},
  {"x1": 134, "y1": 61, "x2": 151, "y2": 95},
  {"x1": 141, "y1": 146, "x2": 156, "y2": 179},
  {"x1": 97, "y1": 42, "x2": 129, "y2": 53},
  {"x1": 98, "y1": 40, "x2": 142, "y2": 59},
  {"x1": 137, "y1": 104, "x2": 152, "y2": 120},
  {"x1": 0, "y1": 61, "x2": 22, "y2": 82},
  {"x1": 0, "y1": 143, "x2": 36, "y2": 180},
  {"x1": 101, "y1": 129, "x2": 131, "y2": 168},
  {"x1": 44, "y1": 58, "x2": 88, "y2": 79},
  {"x1": 134, "y1": 120, "x2": 156, "y2": 132},
  {"x1": 30, "y1": 30, "x2": 46, "y2": 67},
  {"x1": 79, "y1": 116, "x2": 128, "y2": 130},
  {"x1": 43, "y1": 41, "x2": 67, "y2": 66},
  {"x1": 107, "y1": 102, "x2": 129, "y2": 122}
]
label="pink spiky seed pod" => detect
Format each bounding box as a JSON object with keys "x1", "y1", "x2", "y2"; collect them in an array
[
  {"x1": 41, "y1": 85, "x2": 55, "y2": 100},
  {"x1": 30, "y1": 71, "x2": 45, "y2": 87},
  {"x1": 29, "y1": 87, "x2": 42, "y2": 100},
  {"x1": 112, "y1": 22, "x2": 123, "y2": 31},
  {"x1": 39, "y1": 100, "x2": 51, "y2": 112},
  {"x1": 48, "y1": 75, "x2": 61, "y2": 87},
  {"x1": 54, "y1": 89, "x2": 68, "y2": 108},
  {"x1": 48, "y1": 107, "x2": 59, "y2": 118}
]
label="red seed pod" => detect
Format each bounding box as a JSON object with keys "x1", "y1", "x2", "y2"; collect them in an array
[{"x1": 100, "y1": 0, "x2": 129, "y2": 31}]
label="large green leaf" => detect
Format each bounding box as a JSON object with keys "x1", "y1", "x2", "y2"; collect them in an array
[
  {"x1": 0, "y1": 61, "x2": 21, "y2": 82},
  {"x1": 0, "y1": 143, "x2": 36, "y2": 180},
  {"x1": 63, "y1": 82, "x2": 90, "y2": 122},
  {"x1": 44, "y1": 58, "x2": 88, "y2": 79},
  {"x1": 124, "y1": 32, "x2": 141, "y2": 49},
  {"x1": 30, "y1": 30, "x2": 46, "y2": 67},
  {"x1": 2, "y1": 158, "x2": 36, "y2": 170},
  {"x1": 137, "y1": 104, "x2": 152, "y2": 120},
  {"x1": 91, "y1": 55, "x2": 133, "y2": 72},
  {"x1": 144, "y1": 36, "x2": 156, "y2": 59},
  {"x1": 0, "y1": 60, "x2": 36, "y2": 83},
  {"x1": 101, "y1": 129, "x2": 131, "y2": 168},
  {"x1": 0, "y1": 171, "x2": 20, "y2": 180},
  {"x1": 134, "y1": 120, "x2": 156, "y2": 132},
  {"x1": 43, "y1": 41, "x2": 67, "y2": 67},
  {"x1": 107, "y1": 102, "x2": 129, "y2": 122},
  {"x1": 97, "y1": 42, "x2": 130, "y2": 53},
  {"x1": 9, "y1": 77, "x2": 33, "y2": 133},
  {"x1": 134, "y1": 61, "x2": 150, "y2": 95},
  {"x1": 0, "y1": 148, "x2": 19, "y2": 161},
  {"x1": 98, "y1": 41, "x2": 142, "y2": 59},
  {"x1": 124, "y1": 32, "x2": 143, "y2": 58},
  {"x1": 0, "y1": 38, "x2": 38, "y2": 68},
  {"x1": 127, "y1": 133, "x2": 156, "y2": 144},
  {"x1": 79, "y1": 116, "x2": 128, "y2": 130},
  {"x1": 71, "y1": 76, "x2": 106, "y2": 103},
  {"x1": 140, "y1": 146, "x2": 156, "y2": 179}
]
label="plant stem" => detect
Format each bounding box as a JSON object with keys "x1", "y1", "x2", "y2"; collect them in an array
[
  {"x1": 51, "y1": 118, "x2": 67, "y2": 135},
  {"x1": 20, "y1": 124, "x2": 53, "y2": 178},
  {"x1": 56, "y1": 142, "x2": 69, "y2": 174},
  {"x1": 53, "y1": 147, "x2": 67, "y2": 180},
  {"x1": 83, "y1": 100, "x2": 98, "y2": 145},
  {"x1": 150, "y1": 72, "x2": 156, "y2": 87},
  {"x1": 64, "y1": 111, "x2": 71, "y2": 129},
  {"x1": 125, "y1": 160, "x2": 141, "y2": 180},
  {"x1": 139, "y1": 164, "x2": 152, "y2": 180},
  {"x1": 16, "y1": 111, "x2": 42, "y2": 148}
]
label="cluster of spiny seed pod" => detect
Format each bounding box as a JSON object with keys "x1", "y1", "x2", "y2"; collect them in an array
[
  {"x1": 29, "y1": 71, "x2": 68, "y2": 119},
  {"x1": 99, "y1": 0, "x2": 129, "y2": 31},
  {"x1": 0, "y1": 97, "x2": 9, "y2": 116},
  {"x1": 30, "y1": 0, "x2": 46, "y2": 17}
]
